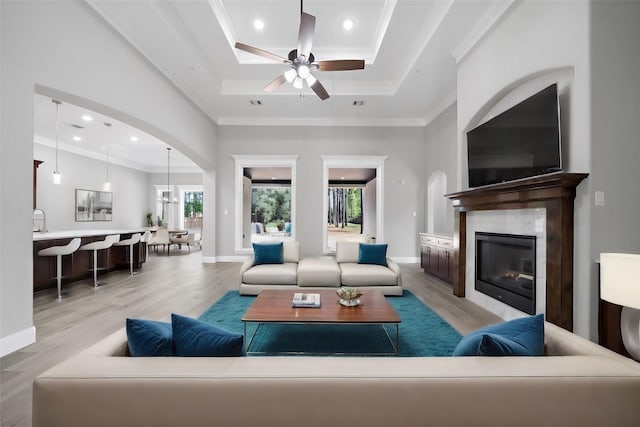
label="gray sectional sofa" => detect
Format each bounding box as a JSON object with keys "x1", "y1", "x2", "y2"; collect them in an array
[
  {"x1": 239, "y1": 241, "x2": 403, "y2": 296},
  {"x1": 32, "y1": 321, "x2": 640, "y2": 427}
]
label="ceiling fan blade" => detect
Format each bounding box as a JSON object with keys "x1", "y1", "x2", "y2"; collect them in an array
[
  {"x1": 310, "y1": 79, "x2": 330, "y2": 100},
  {"x1": 234, "y1": 42, "x2": 289, "y2": 64},
  {"x1": 316, "y1": 60, "x2": 365, "y2": 72},
  {"x1": 264, "y1": 74, "x2": 288, "y2": 92},
  {"x1": 297, "y1": 12, "x2": 316, "y2": 60}
]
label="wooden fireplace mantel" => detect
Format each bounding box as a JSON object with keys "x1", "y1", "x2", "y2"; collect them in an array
[{"x1": 446, "y1": 172, "x2": 588, "y2": 331}]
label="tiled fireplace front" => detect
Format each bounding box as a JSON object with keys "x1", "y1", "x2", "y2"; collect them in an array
[{"x1": 466, "y1": 209, "x2": 546, "y2": 320}]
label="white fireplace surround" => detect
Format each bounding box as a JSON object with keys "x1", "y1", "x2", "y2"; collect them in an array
[{"x1": 466, "y1": 208, "x2": 547, "y2": 320}]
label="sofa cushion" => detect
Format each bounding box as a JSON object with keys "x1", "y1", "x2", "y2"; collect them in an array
[
  {"x1": 283, "y1": 241, "x2": 300, "y2": 263},
  {"x1": 358, "y1": 243, "x2": 388, "y2": 267},
  {"x1": 171, "y1": 314, "x2": 244, "y2": 357},
  {"x1": 242, "y1": 263, "x2": 298, "y2": 285},
  {"x1": 126, "y1": 318, "x2": 174, "y2": 357},
  {"x1": 336, "y1": 242, "x2": 359, "y2": 263},
  {"x1": 452, "y1": 314, "x2": 545, "y2": 356},
  {"x1": 298, "y1": 257, "x2": 341, "y2": 287},
  {"x1": 339, "y1": 263, "x2": 398, "y2": 286},
  {"x1": 253, "y1": 242, "x2": 284, "y2": 265}
]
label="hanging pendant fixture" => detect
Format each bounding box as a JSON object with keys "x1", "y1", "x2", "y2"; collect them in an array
[
  {"x1": 103, "y1": 122, "x2": 112, "y2": 191},
  {"x1": 52, "y1": 99, "x2": 62, "y2": 184}
]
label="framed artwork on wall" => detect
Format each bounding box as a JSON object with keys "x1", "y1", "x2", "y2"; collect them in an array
[{"x1": 75, "y1": 189, "x2": 112, "y2": 221}]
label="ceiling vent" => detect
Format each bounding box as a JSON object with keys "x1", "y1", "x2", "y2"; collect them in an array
[
  {"x1": 249, "y1": 100, "x2": 262, "y2": 106},
  {"x1": 353, "y1": 100, "x2": 365, "y2": 106}
]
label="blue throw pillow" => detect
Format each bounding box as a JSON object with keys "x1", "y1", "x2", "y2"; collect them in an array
[
  {"x1": 357, "y1": 243, "x2": 388, "y2": 266},
  {"x1": 253, "y1": 242, "x2": 284, "y2": 265},
  {"x1": 452, "y1": 314, "x2": 544, "y2": 356},
  {"x1": 126, "y1": 318, "x2": 174, "y2": 357},
  {"x1": 171, "y1": 313, "x2": 244, "y2": 357}
]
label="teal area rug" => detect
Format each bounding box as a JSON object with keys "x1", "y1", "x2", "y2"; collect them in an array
[{"x1": 198, "y1": 290, "x2": 462, "y2": 356}]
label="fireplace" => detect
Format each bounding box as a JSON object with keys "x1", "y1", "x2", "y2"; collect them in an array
[{"x1": 475, "y1": 232, "x2": 536, "y2": 315}]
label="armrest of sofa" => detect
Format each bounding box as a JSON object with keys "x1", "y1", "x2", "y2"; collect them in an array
[
  {"x1": 81, "y1": 328, "x2": 129, "y2": 357},
  {"x1": 386, "y1": 258, "x2": 402, "y2": 286},
  {"x1": 239, "y1": 258, "x2": 254, "y2": 279}
]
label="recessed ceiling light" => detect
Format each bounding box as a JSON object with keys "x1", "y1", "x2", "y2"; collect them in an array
[
  {"x1": 342, "y1": 19, "x2": 354, "y2": 31},
  {"x1": 271, "y1": 176, "x2": 276, "y2": 180},
  {"x1": 81, "y1": 114, "x2": 93, "y2": 122},
  {"x1": 72, "y1": 135, "x2": 82, "y2": 141},
  {"x1": 341, "y1": 176, "x2": 345, "y2": 180},
  {"x1": 130, "y1": 136, "x2": 139, "y2": 142},
  {"x1": 353, "y1": 100, "x2": 365, "y2": 106},
  {"x1": 254, "y1": 19, "x2": 264, "y2": 30}
]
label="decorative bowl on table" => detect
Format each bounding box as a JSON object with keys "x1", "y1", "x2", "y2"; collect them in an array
[{"x1": 336, "y1": 287, "x2": 363, "y2": 307}]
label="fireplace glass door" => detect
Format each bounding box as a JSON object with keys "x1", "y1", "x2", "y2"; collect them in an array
[{"x1": 475, "y1": 232, "x2": 536, "y2": 314}]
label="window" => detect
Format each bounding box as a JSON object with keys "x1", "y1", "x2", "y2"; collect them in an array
[
  {"x1": 321, "y1": 156, "x2": 386, "y2": 253},
  {"x1": 233, "y1": 155, "x2": 298, "y2": 252}
]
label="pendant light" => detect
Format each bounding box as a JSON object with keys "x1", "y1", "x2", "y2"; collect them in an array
[
  {"x1": 103, "y1": 122, "x2": 112, "y2": 191},
  {"x1": 52, "y1": 99, "x2": 62, "y2": 184}
]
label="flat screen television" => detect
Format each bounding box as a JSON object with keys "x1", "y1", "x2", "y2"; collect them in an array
[{"x1": 467, "y1": 84, "x2": 562, "y2": 188}]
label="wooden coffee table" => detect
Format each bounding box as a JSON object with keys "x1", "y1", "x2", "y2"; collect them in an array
[{"x1": 241, "y1": 289, "x2": 401, "y2": 355}]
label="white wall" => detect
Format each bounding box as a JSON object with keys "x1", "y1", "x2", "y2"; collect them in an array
[
  {"x1": 34, "y1": 144, "x2": 149, "y2": 231},
  {"x1": 425, "y1": 102, "x2": 457, "y2": 236},
  {"x1": 0, "y1": 1, "x2": 218, "y2": 355},
  {"x1": 363, "y1": 178, "x2": 377, "y2": 239},
  {"x1": 456, "y1": 0, "x2": 592, "y2": 336},
  {"x1": 216, "y1": 126, "x2": 426, "y2": 259}
]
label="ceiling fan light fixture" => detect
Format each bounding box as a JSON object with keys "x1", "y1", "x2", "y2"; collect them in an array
[
  {"x1": 305, "y1": 74, "x2": 317, "y2": 86},
  {"x1": 297, "y1": 64, "x2": 310, "y2": 79},
  {"x1": 293, "y1": 77, "x2": 303, "y2": 89},
  {"x1": 284, "y1": 68, "x2": 297, "y2": 82}
]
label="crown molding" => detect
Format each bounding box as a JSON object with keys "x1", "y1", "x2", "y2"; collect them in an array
[
  {"x1": 34, "y1": 136, "x2": 201, "y2": 174},
  {"x1": 451, "y1": 0, "x2": 516, "y2": 64},
  {"x1": 217, "y1": 116, "x2": 426, "y2": 127}
]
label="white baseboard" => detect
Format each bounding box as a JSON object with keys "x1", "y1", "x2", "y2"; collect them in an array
[
  {"x1": 214, "y1": 256, "x2": 251, "y2": 263},
  {"x1": 0, "y1": 326, "x2": 36, "y2": 357},
  {"x1": 390, "y1": 257, "x2": 420, "y2": 264},
  {"x1": 202, "y1": 256, "x2": 251, "y2": 264}
]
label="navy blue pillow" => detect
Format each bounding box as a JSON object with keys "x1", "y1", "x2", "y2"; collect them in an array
[
  {"x1": 357, "y1": 243, "x2": 388, "y2": 266},
  {"x1": 452, "y1": 314, "x2": 544, "y2": 356},
  {"x1": 171, "y1": 313, "x2": 244, "y2": 357},
  {"x1": 253, "y1": 242, "x2": 284, "y2": 265},
  {"x1": 126, "y1": 318, "x2": 174, "y2": 357}
]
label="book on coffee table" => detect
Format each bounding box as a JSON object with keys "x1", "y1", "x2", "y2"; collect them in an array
[{"x1": 292, "y1": 293, "x2": 321, "y2": 308}]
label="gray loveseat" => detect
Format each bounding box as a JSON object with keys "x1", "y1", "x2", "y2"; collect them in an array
[{"x1": 239, "y1": 241, "x2": 402, "y2": 296}]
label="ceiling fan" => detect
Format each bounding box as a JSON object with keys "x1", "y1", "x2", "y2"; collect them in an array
[{"x1": 234, "y1": 0, "x2": 365, "y2": 100}]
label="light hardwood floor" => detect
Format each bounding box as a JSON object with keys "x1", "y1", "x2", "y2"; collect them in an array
[{"x1": 0, "y1": 251, "x2": 500, "y2": 427}]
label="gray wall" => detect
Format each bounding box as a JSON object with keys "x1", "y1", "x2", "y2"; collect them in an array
[
  {"x1": 216, "y1": 126, "x2": 427, "y2": 259},
  {"x1": 590, "y1": 1, "x2": 640, "y2": 253},
  {"x1": 34, "y1": 144, "x2": 150, "y2": 231},
  {"x1": 590, "y1": 2, "x2": 640, "y2": 305},
  {"x1": 1, "y1": 1, "x2": 217, "y2": 354},
  {"x1": 424, "y1": 102, "x2": 457, "y2": 236}
]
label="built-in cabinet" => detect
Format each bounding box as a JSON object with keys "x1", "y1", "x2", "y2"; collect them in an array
[{"x1": 419, "y1": 233, "x2": 453, "y2": 284}]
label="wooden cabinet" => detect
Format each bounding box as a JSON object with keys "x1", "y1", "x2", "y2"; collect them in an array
[{"x1": 420, "y1": 233, "x2": 453, "y2": 284}]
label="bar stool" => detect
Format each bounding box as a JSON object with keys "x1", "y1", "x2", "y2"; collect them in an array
[
  {"x1": 79, "y1": 234, "x2": 120, "y2": 287},
  {"x1": 38, "y1": 238, "x2": 81, "y2": 300},
  {"x1": 113, "y1": 233, "x2": 141, "y2": 275},
  {"x1": 140, "y1": 230, "x2": 151, "y2": 262}
]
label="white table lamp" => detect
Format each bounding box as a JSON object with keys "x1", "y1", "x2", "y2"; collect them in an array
[{"x1": 600, "y1": 253, "x2": 640, "y2": 361}]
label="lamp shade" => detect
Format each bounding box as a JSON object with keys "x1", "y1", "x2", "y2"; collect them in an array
[{"x1": 600, "y1": 253, "x2": 640, "y2": 309}]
